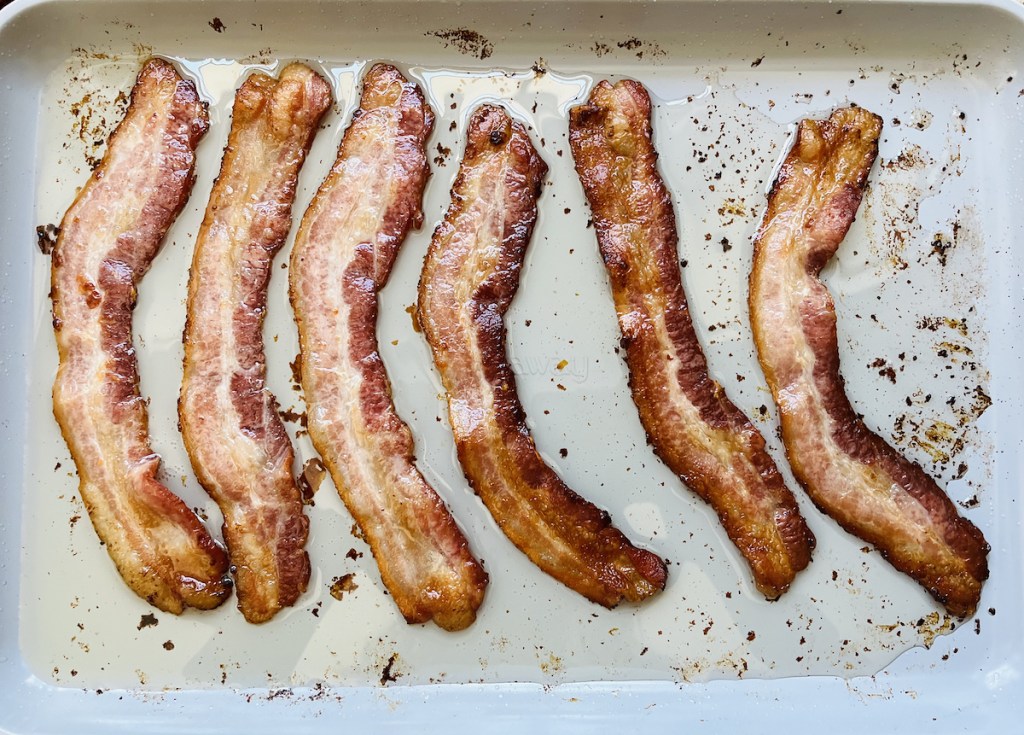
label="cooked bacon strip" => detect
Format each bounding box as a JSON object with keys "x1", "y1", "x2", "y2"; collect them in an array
[
  {"x1": 51, "y1": 58, "x2": 231, "y2": 613},
  {"x1": 179, "y1": 64, "x2": 330, "y2": 623},
  {"x1": 290, "y1": 64, "x2": 488, "y2": 631},
  {"x1": 568, "y1": 80, "x2": 815, "y2": 599},
  {"x1": 418, "y1": 104, "x2": 667, "y2": 607},
  {"x1": 749, "y1": 106, "x2": 989, "y2": 616}
]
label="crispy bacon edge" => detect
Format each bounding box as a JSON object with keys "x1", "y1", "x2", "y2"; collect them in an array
[
  {"x1": 417, "y1": 104, "x2": 668, "y2": 607},
  {"x1": 290, "y1": 63, "x2": 488, "y2": 631},
  {"x1": 51, "y1": 58, "x2": 231, "y2": 613},
  {"x1": 748, "y1": 106, "x2": 989, "y2": 617},
  {"x1": 179, "y1": 64, "x2": 331, "y2": 623},
  {"x1": 568, "y1": 79, "x2": 815, "y2": 599}
]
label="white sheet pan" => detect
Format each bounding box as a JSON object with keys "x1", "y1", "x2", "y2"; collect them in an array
[{"x1": 1, "y1": 0, "x2": 1022, "y2": 731}]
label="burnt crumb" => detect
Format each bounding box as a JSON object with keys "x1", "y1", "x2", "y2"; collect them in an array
[
  {"x1": 54, "y1": 462, "x2": 62, "y2": 471},
  {"x1": 751, "y1": 56, "x2": 765, "y2": 68},
  {"x1": 592, "y1": 41, "x2": 612, "y2": 57},
  {"x1": 345, "y1": 547, "x2": 363, "y2": 561},
  {"x1": 310, "y1": 601, "x2": 323, "y2": 617},
  {"x1": 380, "y1": 653, "x2": 400, "y2": 685},
  {"x1": 329, "y1": 573, "x2": 358, "y2": 601},
  {"x1": 930, "y1": 232, "x2": 954, "y2": 267},
  {"x1": 958, "y1": 495, "x2": 980, "y2": 509},
  {"x1": 869, "y1": 358, "x2": 897, "y2": 384},
  {"x1": 69, "y1": 514, "x2": 81, "y2": 528},
  {"x1": 162, "y1": 640, "x2": 174, "y2": 651},
  {"x1": 746, "y1": 630, "x2": 756, "y2": 641},
  {"x1": 989, "y1": 607, "x2": 996, "y2": 616},
  {"x1": 289, "y1": 353, "x2": 303, "y2": 388},
  {"x1": 36, "y1": 224, "x2": 60, "y2": 254},
  {"x1": 559, "y1": 448, "x2": 568, "y2": 458},
  {"x1": 640, "y1": 646, "x2": 649, "y2": 656},
  {"x1": 208, "y1": 17, "x2": 226, "y2": 33},
  {"x1": 617, "y1": 37, "x2": 642, "y2": 51},
  {"x1": 433, "y1": 141, "x2": 452, "y2": 167},
  {"x1": 298, "y1": 457, "x2": 326, "y2": 505},
  {"x1": 137, "y1": 613, "x2": 158, "y2": 630},
  {"x1": 427, "y1": 28, "x2": 494, "y2": 60},
  {"x1": 449, "y1": 120, "x2": 457, "y2": 132},
  {"x1": 975, "y1": 619, "x2": 981, "y2": 635},
  {"x1": 350, "y1": 522, "x2": 367, "y2": 542},
  {"x1": 531, "y1": 58, "x2": 547, "y2": 75},
  {"x1": 720, "y1": 237, "x2": 732, "y2": 252},
  {"x1": 280, "y1": 407, "x2": 307, "y2": 426}
]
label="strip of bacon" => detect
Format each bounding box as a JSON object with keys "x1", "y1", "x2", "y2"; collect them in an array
[
  {"x1": 179, "y1": 64, "x2": 330, "y2": 623},
  {"x1": 568, "y1": 80, "x2": 815, "y2": 599},
  {"x1": 749, "y1": 106, "x2": 989, "y2": 617},
  {"x1": 418, "y1": 104, "x2": 667, "y2": 607},
  {"x1": 290, "y1": 64, "x2": 488, "y2": 631},
  {"x1": 51, "y1": 58, "x2": 231, "y2": 613}
]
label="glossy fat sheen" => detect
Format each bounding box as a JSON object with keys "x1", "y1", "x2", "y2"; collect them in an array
[
  {"x1": 568, "y1": 80, "x2": 815, "y2": 599},
  {"x1": 50, "y1": 58, "x2": 231, "y2": 614},
  {"x1": 179, "y1": 64, "x2": 331, "y2": 623},
  {"x1": 290, "y1": 64, "x2": 488, "y2": 632},
  {"x1": 749, "y1": 106, "x2": 989, "y2": 617},
  {"x1": 418, "y1": 104, "x2": 668, "y2": 607}
]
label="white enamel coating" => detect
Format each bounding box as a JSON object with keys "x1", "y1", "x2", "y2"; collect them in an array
[{"x1": 0, "y1": 0, "x2": 1021, "y2": 731}]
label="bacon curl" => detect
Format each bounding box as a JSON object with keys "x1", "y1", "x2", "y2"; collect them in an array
[
  {"x1": 290, "y1": 64, "x2": 488, "y2": 631},
  {"x1": 180, "y1": 63, "x2": 331, "y2": 623},
  {"x1": 749, "y1": 106, "x2": 989, "y2": 617},
  {"x1": 569, "y1": 79, "x2": 815, "y2": 599},
  {"x1": 418, "y1": 104, "x2": 667, "y2": 607},
  {"x1": 51, "y1": 58, "x2": 231, "y2": 613}
]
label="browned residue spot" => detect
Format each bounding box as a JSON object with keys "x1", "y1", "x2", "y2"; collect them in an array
[
  {"x1": 329, "y1": 573, "x2": 358, "y2": 600},
  {"x1": 208, "y1": 17, "x2": 226, "y2": 33},
  {"x1": 137, "y1": 613, "x2": 158, "y2": 630},
  {"x1": 298, "y1": 457, "x2": 326, "y2": 506},
  {"x1": 882, "y1": 144, "x2": 933, "y2": 171},
  {"x1": 380, "y1": 653, "x2": 400, "y2": 685},
  {"x1": 426, "y1": 28, "x2": 494, "y2": 59},
  {"x1": 406, "y1": 303, "x2": 422, "y2": 333},
  {"x1": 289, "y1": 353, "x2": 303, "y2": 387},
  {"x1": 36, "y1": 224, "x2": 60, "y2": 254},
  {"x1": 280, "y1": 407, "x2": 308, "y2": 426},
  {"x1": 915, "y1": 611, "x2": 955, "y2": 648}
]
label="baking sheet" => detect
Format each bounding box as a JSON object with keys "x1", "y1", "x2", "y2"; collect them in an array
[{"x1": 1, "y1": 0, "x2": 1022, "y2": 731}]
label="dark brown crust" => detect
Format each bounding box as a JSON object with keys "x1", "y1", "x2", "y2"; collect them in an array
[
  {"x1": 51, "y1": 58, "x2": 231, "y2": 613},
  {"x1": 179, "y1": 64, "x2": 331, "y2": 623},
  {"x1": 568, "y1": 79, "x2": 815, "y2": 599},
  {"x1": 418, "y1": 104, "x2": 667, "y2": 607},
  {"x1": 290, "y1": 64, "x2": 488, "y2": 631},
  {"x1": 749, "y1": 106, "x2": 989, "y2": 617}
]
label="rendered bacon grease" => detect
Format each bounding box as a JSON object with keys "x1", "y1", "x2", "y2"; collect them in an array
[
  {"x1": 418, "y1": 104, "x2": 667, "y2": 607},
  {"x1": 179, "y1": 64, "x2": 331, "y2": 623},
  {"x1": 290, "y1": 64, "x2": 488, "y2": 631},
  {"x1": 50, "y1": 58, "x2": 231, "y2": 613},
  {"x1": 749, "y1": 106, "x2": 989, "y2": 617},
  {"x1": 569, "y1": 80, "x2": 815, "y2": 599}
]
